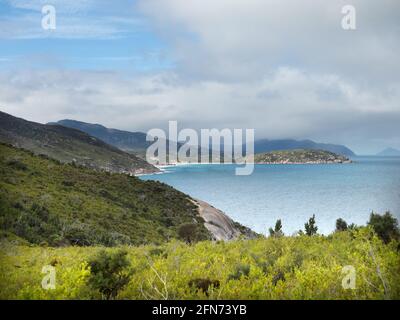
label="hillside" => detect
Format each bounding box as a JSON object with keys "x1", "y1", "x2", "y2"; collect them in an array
[
  {"x1": 0, "y1": 111, "x2": 157, "y2": 174},
  {"x1": 51, "y1": 119, "x2": 153, "y2": 154},
  {"x1": 253, "y1": 139, "x2": 355, "y2": 156},
  {"x1": 0, "y1": 143, "x2": 209, "y2": 246},
  {"x1": 0, "y1": 143, "x2": 254, "y2": 246},
  {"x1": 377, "y1": 147, "x2": 400, "y2": 156},
  {"x1": 253, "y1": 149, "x2": 351, "y2": 164}
]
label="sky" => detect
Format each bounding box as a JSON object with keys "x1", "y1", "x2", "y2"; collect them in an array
[{"x1": 0, "y1": 0, "x2": 399, "y2": 154}]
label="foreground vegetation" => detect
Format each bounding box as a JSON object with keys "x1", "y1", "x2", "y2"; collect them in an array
[{"x1": 1, "y1": 226, "x2": 399, "y2": 300}]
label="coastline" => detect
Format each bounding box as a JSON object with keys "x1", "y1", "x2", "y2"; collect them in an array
[{"x1": 135, "y1": 160, "x2": 353, "y2": 177}]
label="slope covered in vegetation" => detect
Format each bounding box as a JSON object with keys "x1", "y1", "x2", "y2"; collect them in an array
[
  {"x1": 0, "y1": 111, "x2": 157, "y2": 174},
  {"x1": 0, "y1": 143, "x2": 211, "y2": 246},
  {"x1": 0, "y1": 227, "x2": 399, "y2": 299}
]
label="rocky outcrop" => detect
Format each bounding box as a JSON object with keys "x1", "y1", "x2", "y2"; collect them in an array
[{"x1": 193, "y1": 199, "x2": 258, "y2": 241}]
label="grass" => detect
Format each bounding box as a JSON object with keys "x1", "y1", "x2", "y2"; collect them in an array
[{"x1": 0, "y1": 227, "x2": 399, "y2": 299}]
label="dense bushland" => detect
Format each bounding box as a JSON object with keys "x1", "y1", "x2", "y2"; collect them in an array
[
  {"x1": 0, "y1": 226, "x2": 399, "y2": 299},
  {"x1": 0, "y1": 143, "x2": 210, "y2": 246}
]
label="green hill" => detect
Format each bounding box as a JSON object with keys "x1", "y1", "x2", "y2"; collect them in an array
[
  {"x1": 0, "y1": 111, "x2": 158, "y2": 174},
  {"x1": 0, "y1": 143, "x2": 211, "y2": 246},
  {"x1": 253, "y1": 149, "x2": 351, "y2": 164},
  {"x1": 50, "y1": 119, "x2": 156, "y2": 155}
]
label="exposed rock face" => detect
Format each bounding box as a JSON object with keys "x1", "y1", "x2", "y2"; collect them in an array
[{"x1": 193, "y1": 199, "x2": 258, "y2": 241}]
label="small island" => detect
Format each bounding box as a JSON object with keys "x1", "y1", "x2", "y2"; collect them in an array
[{"x1": 251, "y1": 149, "x2": 351, "y2": 164}]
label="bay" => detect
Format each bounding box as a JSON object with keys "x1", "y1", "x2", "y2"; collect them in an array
[{"x1": 140, "y1": 156, "x2": 400, "y2": 235}]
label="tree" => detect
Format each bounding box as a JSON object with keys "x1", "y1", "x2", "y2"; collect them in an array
[
  {"x1": 305, "y1": 215, "x2": 318, "y2": 236},
  {"x1": 88, "y1": 250, "x2": 132, "y2": 299},
  {"x1": 269, "y1": 219, "x2": 284, "y2": 237},
  {"x1": 178, "y1": 223, "x2": 198, "y2": 244},
  {"x1": 335, "y1": 218, "x2": 348, "y2": 232},
  {"x1": 367, "y1": 211, "x2": 400, "y2": 244}
]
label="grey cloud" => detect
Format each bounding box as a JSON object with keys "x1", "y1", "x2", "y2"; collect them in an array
[
  {"x1": 1, "y1": 0, "x2": 399, "y2": 154},
  {"x1": 0, "y1": 67, "x2": 399, "y2": 154},
  {"x1": 138, "y1": 0, "x2": 400, "y2": 84}
]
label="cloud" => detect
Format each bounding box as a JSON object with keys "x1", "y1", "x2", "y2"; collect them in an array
[
  {"x1": 1, "y1": 67, "x2": 399, "y2": 154},
  {"x1": 0, "y1": 0, "x2": 399, "y2": 153},
  {"x1": 137, "y1": 0, "x2": 400, "y2": 83}
]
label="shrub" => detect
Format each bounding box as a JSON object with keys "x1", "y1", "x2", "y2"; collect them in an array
[
  {"x1": 188, "y1": 278, "x2": 220, "y2": 295},
  {"x1": 269, "y1": 219, "x2": 284, "y2": 237},
  {"x1": 272, "y1": 270, "x2": 285, "y2": 286},
  {"x1": 88, "y1": 250, "x2": 132, "y2": 300},
  {"x1": 367, "y1": 211, "x2": 400, "y2": 244},
  {"x1": 62, "y1": 180, "x2": 75, "y2": 187},
  {"x1": 177, "y1": 223, "x2": 201, "y2": 244},
  {"x1": 6, "y1": 158, "x2": 28, "y2": 171},
  {"x1": 228, "y1": 264, "x2": 250, "y2": 280},
  {"x1": 305, "y1": 215, "x2": 318, "y2": 236},
  {"x1": 335, "y1": 218, "x2": 348, "y2": 232}
]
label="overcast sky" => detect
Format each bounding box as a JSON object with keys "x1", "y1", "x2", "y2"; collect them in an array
[{"x1": 0, "y1": 0, "x2": 399, "y2": 154}]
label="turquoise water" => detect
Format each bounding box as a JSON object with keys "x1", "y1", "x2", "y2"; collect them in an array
[{"x1": 140, "y1": 157, "x2": 400, "y2": 235}]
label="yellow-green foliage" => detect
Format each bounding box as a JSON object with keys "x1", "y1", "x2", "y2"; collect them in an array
[{"x1": 1, "y1": 227, "x2": 399, "y2": 300}]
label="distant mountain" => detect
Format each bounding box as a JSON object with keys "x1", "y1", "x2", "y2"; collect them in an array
[
  {"x1": 252, "y1": 139, "x2": 355, "y2": 156},
  {"x1": 0, "y1": 111, "x2": 158, "y2": 174},
  {"x1": 51, "y1": 119, "x2": 205, "y2": 163},
  {"x1": 52, "y1": 120, "x2": 356, "y2": 159},
  {"x1": 376, "y1": 147, "x2": 400, "y2": 156},
  {"x1": 51, "y1": 119, "x2": 154, "y2": 154}
]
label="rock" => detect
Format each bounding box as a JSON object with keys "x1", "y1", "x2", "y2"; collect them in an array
[{"x1": 193, "y1": 199, "x2": 258, "y2": 241}]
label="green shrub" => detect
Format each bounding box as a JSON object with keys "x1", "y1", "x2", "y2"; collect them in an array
[
  {"x1": 335, "y1": 218, "x2": 348, "y2": 232},
  {"x1": 228, "y1": 263, "x2": 250, "y2": 280},
  {"x1": 305, "y1": 215, "x2": 318, "y2": 236},
  {"x1": 188, "y1": 278, "x2": 220, "y2": 295},
  {"x1": 272, "y1": 270, "x2": 285, "y2": 286},
  {"x1": 269, "y1": 219, "x2": 284, "y2": 237},
  {"x1": 88, "y1": 250, "x2": 132, "y2": 300},
  {"x1": 368, "y1": 211, "x2": 400, "y2": 244},
  {"x1": 177, "y1": 223, "x2": 206, "y2": 244},
  {"x1": 6, "y1": 158, "x2": 28, "y2": 171}
]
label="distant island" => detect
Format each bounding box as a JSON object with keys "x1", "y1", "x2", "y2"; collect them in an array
[
  {"x1": 253, "y1": 138, "x2": 355, "y2": 157},
  {"x1": 376, "y1": 147, "x2": 400, "y2": 156},
  {"x1": 251, "y1": 149, "x2": 351, "y2": 164}
]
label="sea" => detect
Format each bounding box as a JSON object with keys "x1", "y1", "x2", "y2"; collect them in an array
[{"x1": 140, "y1": 156, "x2": 400, "y2": 235}]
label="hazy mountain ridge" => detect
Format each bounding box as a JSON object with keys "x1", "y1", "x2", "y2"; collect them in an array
[
  {"x1": 51, "y1": 119, "x2": 152, "y2": 153},
  {"x1": 52, "y1": 119, "x2": 356, "y2": 162},
  {"x1": 253, "y1": 139, "x2": 355, "y2": 156},
  {"x1": 376, "y1": 147, "x2": 400, "y2": 156},
  {"x1": 0, "y1": 111, "x2": 158, "y2": 174}
]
